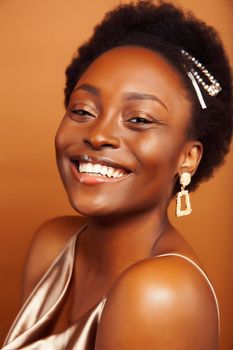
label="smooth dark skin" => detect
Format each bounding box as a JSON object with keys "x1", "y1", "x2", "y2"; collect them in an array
[{"x1": 22, "y1": 47, "x2": 218, "y2": 349}]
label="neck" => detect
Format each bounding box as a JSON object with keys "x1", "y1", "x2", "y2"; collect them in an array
[{"x1": 81, "y1": 207, "x2": 171, "y2": 278}]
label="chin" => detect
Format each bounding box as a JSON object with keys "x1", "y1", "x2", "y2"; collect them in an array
[{"x1": 67, "y1": 192, "x2": 121, "y2": 218}]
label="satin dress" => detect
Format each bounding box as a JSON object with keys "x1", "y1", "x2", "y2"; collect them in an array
[{"x1": 2, "y1": 226, "x2": 220, "y2": 349}]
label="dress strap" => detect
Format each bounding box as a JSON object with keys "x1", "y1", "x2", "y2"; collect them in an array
[
  {"x1": 3, "y1": 224, "x2": 87, "y2": 349},
  {"x1": 155, "y1": 253, "x2": 220, "y2": 335}
]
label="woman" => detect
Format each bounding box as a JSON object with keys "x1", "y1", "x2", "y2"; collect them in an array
[{"x1": 2, "y1": 1, "x2": 232, "y2": 349}]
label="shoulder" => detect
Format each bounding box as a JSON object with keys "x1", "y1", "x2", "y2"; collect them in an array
[
  {"x1": 21, "y1": 215, "x2": 86, "y2": 302},
  {"x1": 95, "y1": 255, "x2": 219, "y2": 350}
]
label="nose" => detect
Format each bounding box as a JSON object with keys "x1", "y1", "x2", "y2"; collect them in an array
[{"x1": 84, "y1": 118, "x2": 121, "y2": 150}]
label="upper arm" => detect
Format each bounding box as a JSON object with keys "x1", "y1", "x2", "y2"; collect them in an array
[
  {"x1": 21, "y1": 215, "x2": 86, "y2": 303},
  {"x1": 95, "y1": 257, "x2": 219, "y2": 350}
]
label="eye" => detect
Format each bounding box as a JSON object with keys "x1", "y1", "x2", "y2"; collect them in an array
[
  {"x1": 128, "y1": 117, "x2": 152, "y2": 124},
  {"x1": 67, "y1": 103, "x2": 97, "y2": 122},
  {"x1": 124, "y1": 113, "x2": 155, "y2": 130},
  {"x1": 124, "y1": 110, "x2": 167, "y2": 131},
  {"x1": 71, "y1": 109, "x2": 93, "y2": 116}
]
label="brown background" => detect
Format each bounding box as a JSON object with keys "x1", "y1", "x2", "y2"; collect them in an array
[{"x1": 0, "y1": 0, "x2": 232, "y2": 348}]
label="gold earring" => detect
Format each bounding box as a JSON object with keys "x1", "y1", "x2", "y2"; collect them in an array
[{"x1": 176, "y1": 172, "x2": 192, "y2": 217}]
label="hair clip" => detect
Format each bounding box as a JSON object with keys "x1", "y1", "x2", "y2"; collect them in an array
[{"x1": 181, "y1": 49, "x2": 222, "y2": 109}]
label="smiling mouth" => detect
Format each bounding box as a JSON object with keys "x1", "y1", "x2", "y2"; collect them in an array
[{"x1": 70, "y1": 159, "x2": 131, "y2": 179}]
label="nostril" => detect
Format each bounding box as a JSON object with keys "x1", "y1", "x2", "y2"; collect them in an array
[
  {"x1": 84, "y1": 138, "x2": 118, "y2": 150},
  {"x1": 83, "y1": 125, "x2": 121, "y2": 150}
]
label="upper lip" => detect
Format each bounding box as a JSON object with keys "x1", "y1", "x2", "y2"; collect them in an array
[{"x1": 70, "y1": 154, "x2": 133, "y2": 173}]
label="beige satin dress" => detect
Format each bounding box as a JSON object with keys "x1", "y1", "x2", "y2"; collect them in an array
[{"x1": 2, "y1": 226, "x2": 220, "y2": 349}]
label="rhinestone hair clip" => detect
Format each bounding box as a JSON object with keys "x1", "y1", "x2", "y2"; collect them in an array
[{"x1": 181, "y1": 49, "x2": 222, "y2": 109}]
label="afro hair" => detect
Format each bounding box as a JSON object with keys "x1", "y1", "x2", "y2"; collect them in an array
[{"x1": 64, "y1": 0, "x2": 233, "y2": 192}]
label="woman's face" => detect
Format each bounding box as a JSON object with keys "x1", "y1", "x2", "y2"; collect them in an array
[{"x1": 55, "y1": 46, "x2": 194, "y2": 217}]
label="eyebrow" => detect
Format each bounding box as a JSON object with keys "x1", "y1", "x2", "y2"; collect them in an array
[
  {"x1": 74, "y1": 84, "x2": 100, "y2": 97},
  {"x1": 124, "y1": 92, "x2": 168, "y2": 111},
  {"x1": 73, "y1": 84, "x2": 168, "y2": 111}
]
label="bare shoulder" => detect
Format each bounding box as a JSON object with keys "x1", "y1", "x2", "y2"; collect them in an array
[
  {"x1": 21, "y1": 215, "x2": 86, "y2": 303},
  {"x1": 96, "y1": 255, "x2": 219, "y2": 350}
]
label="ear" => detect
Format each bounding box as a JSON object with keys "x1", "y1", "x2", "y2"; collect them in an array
[{"x1": 177, "y1": 141, "x2": 203, "y2": 176}]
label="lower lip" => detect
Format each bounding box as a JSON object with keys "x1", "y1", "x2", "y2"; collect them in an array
[{"x1": 70, "y1": 162, "x2": 131, "y2": 185}]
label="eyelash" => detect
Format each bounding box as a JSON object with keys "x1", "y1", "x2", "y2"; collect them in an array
[
  {"x1": 69, "y1": 112, "x2": 153, "y2": 126},
  {"x1": 71, "y1": 109, "x2": 93, "y2": 116},
  {"x1": 68, "y1": 108, "x2": 162, "y2": 129},
  {"x1": 68, "y1": 108, "x2": 96, "y2": 122},
  {"x1": 128, "y1": 117, "x2": 152, "y2": 124}
]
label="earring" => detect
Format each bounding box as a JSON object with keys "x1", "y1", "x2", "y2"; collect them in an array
[{"x1": 176, "y1": 172, "x2": 192, "y2": 217}]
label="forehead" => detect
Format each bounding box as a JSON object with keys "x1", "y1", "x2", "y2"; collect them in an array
[{"x1": 76, "y1": 46, "x2": 191, "y2": 118}]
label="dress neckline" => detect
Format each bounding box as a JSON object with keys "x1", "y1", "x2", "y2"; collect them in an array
[
  {"x1": 72, "y1": 223, "x2": 108, "y2": 308},
  {"x1": 3, "y1": 224, "x2": 220, "y2": 349}
]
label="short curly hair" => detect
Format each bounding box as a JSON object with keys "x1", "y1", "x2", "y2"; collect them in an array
[{"x1": 64, "y1": 0, "x2": 233, "y2": 192}]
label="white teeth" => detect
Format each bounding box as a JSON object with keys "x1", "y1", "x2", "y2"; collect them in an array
[
  {"x1": 77, "y1": 161, "x2": 127, "y2": 178},
  {"x1": 93, "y1": 164, "x2": 101, "y2": 173},
  {"x1": 107, "y1": 167, "x2": 114, "y2": 178},
  {"x1": 112, "y1": 170, "x2": 120, "y2": 178},
  {"x1": 86, "y1": 163, "x2": 93, "y2": 173},
  {"x1": 99, "y1": 165, "x2": 108, "y2": 176}
]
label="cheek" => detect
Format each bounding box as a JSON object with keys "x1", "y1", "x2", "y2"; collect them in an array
[
  {"x1": 55, "y1": 118, "x2": 67, "y2": 154},
  {"x1": 55, "y1": 117, "x2": 80, "y2": 157},
  {"x1": 132, "y1": 130, "x2": 186, "y2": 202},
  {"x1": 135, "y1": 131, "x2": 181, "y2": 171},
  {"x1": 54, "y1": 119, "x2": 74, "y2": 182}
]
